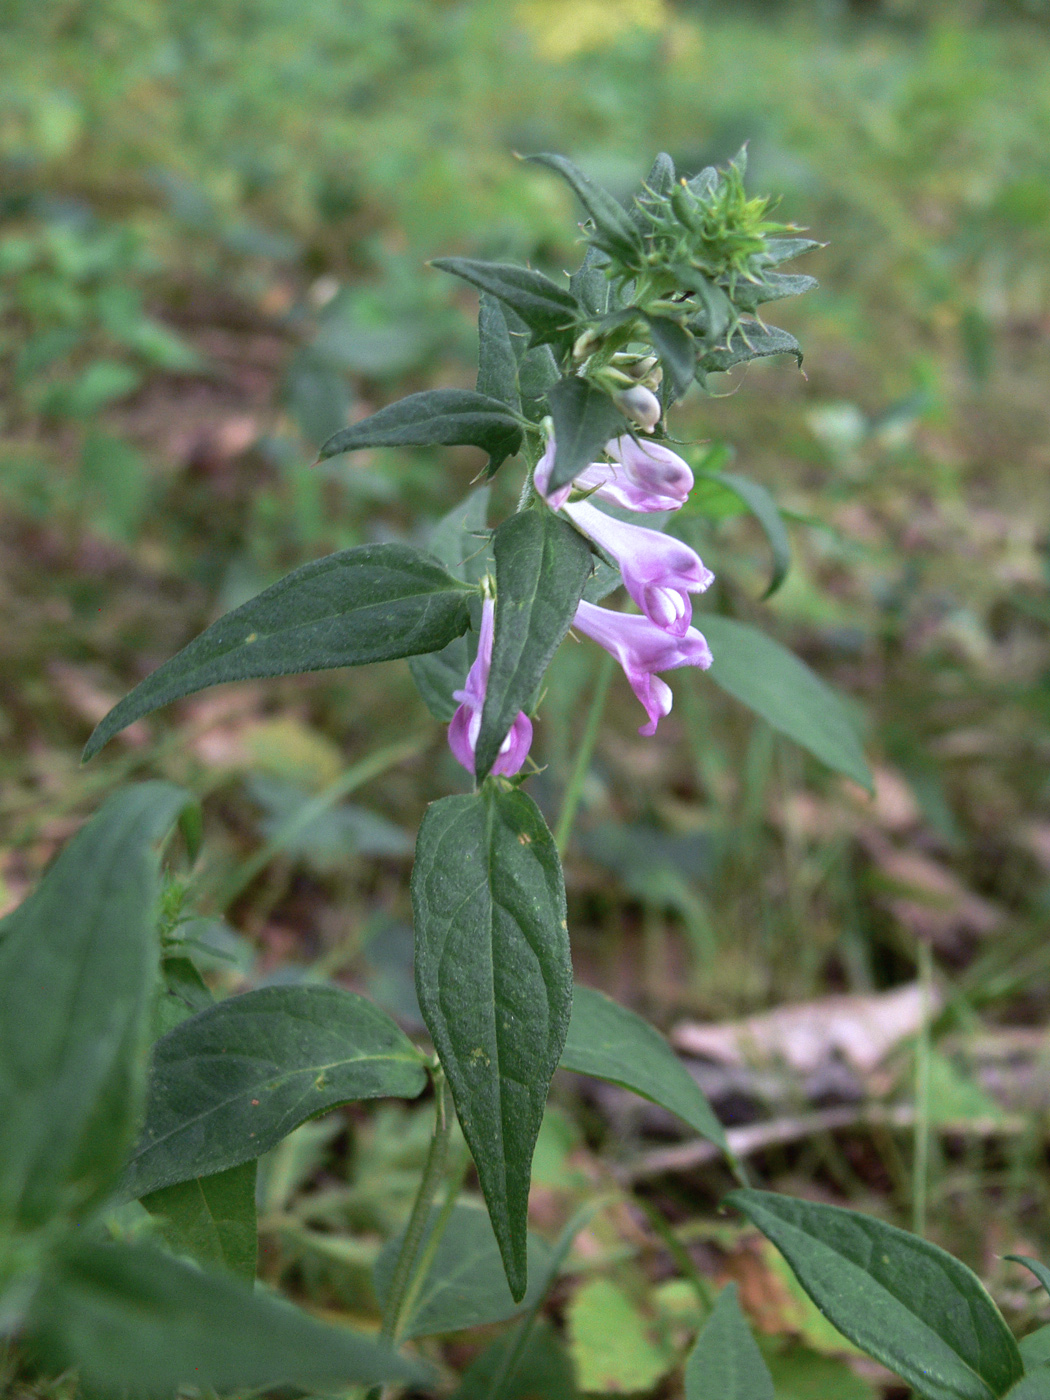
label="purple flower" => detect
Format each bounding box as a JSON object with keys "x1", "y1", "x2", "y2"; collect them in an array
[
  {"x1": 572, "y1": 599, "x2": 712, "y2": 736},
  {"x1": 534, "y1": 433, "x2": 693, "y2": 514},
  {"x1": 448, "y1": 597, "x2": 533, "y2": 777},
  {"x1": 563, "y1": 498, "x2": 714, "y2": 636}
]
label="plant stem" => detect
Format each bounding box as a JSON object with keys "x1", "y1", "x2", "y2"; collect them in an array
[
  {"x1": 912, "y1": 937, "x2": 934, "y2": 1238},
  {"x1": 554, "y1": 651, "x2": 614, "y2": 855}
]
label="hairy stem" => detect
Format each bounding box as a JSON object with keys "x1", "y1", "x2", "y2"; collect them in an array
[{"x1": 554, "y1": 651, "x2": 615, "y2": 855}]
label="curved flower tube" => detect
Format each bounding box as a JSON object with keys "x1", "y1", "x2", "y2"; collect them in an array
[
  {"x1": 534, "y1": 433, "x2": 694, "y2": 514},
  {"x1": 563, "y1": 498, "x2": 714, "y2": 637},
  {"x1": 447, "y1": 597, "x2": 533, "y2": 776},
  {"x1": 572, "y1": 599, "x2": 712, "y2": 736}
]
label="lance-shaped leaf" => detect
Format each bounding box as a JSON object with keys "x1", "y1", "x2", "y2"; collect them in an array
[
  {"x1": 560, "y1": 986, "x2": 726, "y2": 1152},
  {"x1": 412, "y1": 788, "x2": 571, "y2": 1302},
  {"x1": 318, "y1": 388, "x2": 521, "y2": 473},
  {"x1": 433, "y1": 257, "x2": 581, "y2": 351},
  {"x1": 728, "y1": 1190, "x2": 1023, "y2": 1400},
  {"x1": 84, "y1": 544, "x2": 474, "y2": 758},
  {"x1": 701, "y1": 615, "x2": 872, "y2": 791},
  {"x1": 526, "y1": 153, "x2": 643, "y2": 266},
  {"x1": 475, "y1": 508, "x2": 593, "y2": 780},
  {"x1": 121, "y1": 986, "x2": 428, "y2": 1199},
  {"x1": 645, "y1": 314, "x2": 696, "y2": 398},
  {"x1": 569, "y1": 244, "x2": 614, "y2": 318},
  {"x1": 477, "y1": 292, "x2": 522, "y2": 413},
  {"x1": 374, "y1": 1201, "x2": 553, "y2": 1339},
  {"x1": 688, "y1": 469, "x2": 791, "y2": 598},
  {"x1": 0, "y1": 782, "x2": 192, "y2": 1231},
  {"x1": 732, "y1": 271, "x2": 819, "y2": 313},
  {"x1": 755, "y1": 236, "x2": 823, "y2": 267},
  {"x1": 546, "y1": 374, "x2": 627, "y2": 495},
  {"x1": 30, "y1": 1239, "x2": 428, "y2": 1394},
  {"x1": 632, "y1": 152, "x2": 676, "y2": 230},
  {"x1": 142, "y1": 1162, "x2": 258, "y2": 1282},
  {"x1": 685, "y1": 1283, "x2": 774, "y2": 1400},
  {"x1": 698, "y1": 322, "x2": 802, "y2": 378}
]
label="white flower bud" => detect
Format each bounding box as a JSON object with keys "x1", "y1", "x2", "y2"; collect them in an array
[{"x1": 613, "y1": 383, "x2": 662, "y2": 432}]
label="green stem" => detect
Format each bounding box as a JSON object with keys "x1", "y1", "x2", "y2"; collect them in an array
[
  {"x1": 211, "y1": 735, "x2": 426, "y2": 912},
  {"x1": 912, "y1": 938, "x2": 933, "y2": 1238},
  {"x1": 554, "y1": 651, "x2": 614, "y2": 855},
  {"x1": 394, "y1": 1147, "x2": 470, "y2": 1342}
]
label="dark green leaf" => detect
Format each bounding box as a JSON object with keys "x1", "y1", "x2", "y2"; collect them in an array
[
  {"x1": 526, "y1": 153, "x2": 643, "y2": 265},
  {"x1": 676, "y1": 266, "x2": 733, "y2": 344},
  {"x1": 645, "y1": 314, "x2": 696, "y2": 398},
  {"x1": 30, "y1": 1240, "x2": 427, "y2": 1394},
  {"x1": 1007, "y1": 1256, "x2": 1050, "y2": 1302},
  {"x1": 121, "y1": 986, "x2": 428, "y2": 1199},
  {"x1": 560, "y1": 986, "x2": 726, "y2": 1151},
  {"x1": 84, "y1": 544, "x2": 474, "y2": 758},
  {"x1": 569, "y1": 245, "x2": 613, "y2": 318},
  {"x1": 1020, "y1": 1325, "x2": 1050, "y2": 1371},
  {"x1": 452, "y1": 1319, "x2": 577, "y2": 1400},
  {"x1": 142, "y1": 1162, "x2": 257, "y2": 1282},
  {"x1": 0, "y1": 783, "x2": 192, "y2": 1231},
  {"x1": 699, "y1": 322, "x2": 802, "y2": 376},
  {"x1": 700, "y1": 616, "x2": 872, "y2": 791},
  {"x1": 374, "y1": 1201, "x2": 553, "y2": 1338},
  {"x1": 412, "y1": 788, "x2": 571, "y2": 1301},
  {"x1": 475, "y1": 509, "x2": 593, "y2": 779},
  {"x1": 691, "y1": 469, "x2": 791, "y2": 598},
  {"x1": 318, "y1": 388, "x2": 521, "y2": 473},
  {"x1": 728, "y1": 1190, "x2": 1023, "y2": 1400},
  {"x1": 432, "y1": 257, "x2": 580, "y2": 351},
  {"x1": 685, "y1": 1284, "x2": 774, "y2": 1400},
  {"x1": 732, "y1": 272, "x2": 819, "y2": 313},
  {"x1": 546, "y1": 375, "x2": 627, "y2": 495},
  {"x1": 284, "y1": 348, "x2": 352, "y2": 447},
  {"x1": 477, "y1": 293, "x2": 522, "y2": 412}
]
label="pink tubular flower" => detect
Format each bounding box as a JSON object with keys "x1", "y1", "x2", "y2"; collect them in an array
[
  {"x1": 448, "y1": 597, "x2": 533, "y2": 777},
  {"x1": 562, "y1": 498, "x2": 714, "y2": 637},
  {"x1": 534, "y1": 434, "x2": 693, "y2": 514},
  {"x1": 572, "y1": 599, "x2": 712, "y2": 736}
]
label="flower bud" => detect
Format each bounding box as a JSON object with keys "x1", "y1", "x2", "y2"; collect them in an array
[{"x1": 613, "y1": 383, "x2": 662, "y2": 432}]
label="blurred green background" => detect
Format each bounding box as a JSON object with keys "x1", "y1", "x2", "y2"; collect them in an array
[{"x1": 4, "y1": 0, "x2": 1050, "y2": 1383}]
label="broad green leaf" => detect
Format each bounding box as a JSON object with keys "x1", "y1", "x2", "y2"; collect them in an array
[
  {"x1": 432, "y1": 257, "x2": 580, "y2": 351},
  {"x1": 569, "y1": 244, "x2": 613, "y2": 318},
  {"x1": 1020, "y1": 1326, "x2": 1050, "y2": 1371},
  {"x1": 452, "y1": 1319, "x2": 577, "y2": 1400},
  {"x1": 567, "y1": 1277, "x2": 673, "y2": 1394},
  {"x1": 477, "y1": 292, "x2": 521, "y2": 413},
  {"x1": 121, "y1": 986, "x2": 428, "y2": 1199},
  {"x1": 700, "y1": 616, "x2": 872, "y2": 791},
  {"x1": 411, "y1": 788, "x2": 571, "y2": 1301},
  {"x1": 560, "y1": 986, "x2": 727, "y2": 1152},
  {"x1": 546, "y1": 375, "x2": 627, "y2": 494},
  {"x1": 685, "y1": 1283, "x2": 774, "y2": 1400},
  {"x1": 475, "y1": 508, "x2": 593, "y2": 779},
  {"x1": 698, "y1": 322, "x2": 802, "y2": 377},
  {"x1": 732, "y1": 271, "x2": 819, "y2": 313},
  {"x1": 1004, "y1": 1375, "x2": 1050, "y2": 1399},
  {"x1": 645, "y1": 314, "x2": 696, "y2": 398},
  {"x1": 0, "y1": 783, "x2": 192, "y2": 1231},
  {"x1": 84, "y1": 544, "x2": 474, "y2": 758},
  {"x1": 691, "y1": 469, "x2": 791, "y2": 598},
  {"x1": 527, "y1": 153, "x2": 642, "y2": 265},
  {"x1": 409, "y1": 489, "x2": 490, "y2": 721},
  {"x1": 30, "y1": 1240, "x2": 427, "y2": 1394},
  {"x1": 766, "y1": 1346, "x2": 877, "y2": 1400},
  {"x1": 142, "y1": 1162, "x2": 258, "y2": 1282},
  {"x1": 318, "y1": 387, "x2": 522, "y2": 472},
  {"x1": 728, "y1": 1190, "x2": 1023, "y2": 1400},
  {"x1": 374, "y1": 1200, "x2": 552, "y2": 1339}
]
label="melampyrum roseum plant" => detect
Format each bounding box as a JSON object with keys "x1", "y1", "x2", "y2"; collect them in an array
[{"x1": 2, "y1": 152, "x2": 1047, "y2": 1400}]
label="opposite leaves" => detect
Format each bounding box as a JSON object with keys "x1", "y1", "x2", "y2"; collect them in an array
[
  {"x1": 411, "y1": 787, "x2": 571, "y2": 1302},
  {"x1": 84, "y1": 544, "x2": 474, "y2": 757},
  {"x1": 318, "y1": 387, "x2": 522, "y2": 474}
]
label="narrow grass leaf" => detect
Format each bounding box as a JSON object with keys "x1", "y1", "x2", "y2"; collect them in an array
[
  {"x1": 411, "y1": 788, "x2": 571, "y2": 1301},
  {"x1": 561, "y1": 986, "x2": 727, "y2": 1151},
  {"x1": 700, "y1": 615, "x2": 872, "y2": 791},
  {"x1": 121, "y1": 986, "x2": 428, "y2": 1198},
  {"x1": 84, "y1": 544, "x2": 474, "y2": 758},
  {"x1": 475, "y1": 508, "x2": 592, "y2": 779},
  {"x1": 728, "y1": 1190, "x2": 1023, "y2": 1400}
]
